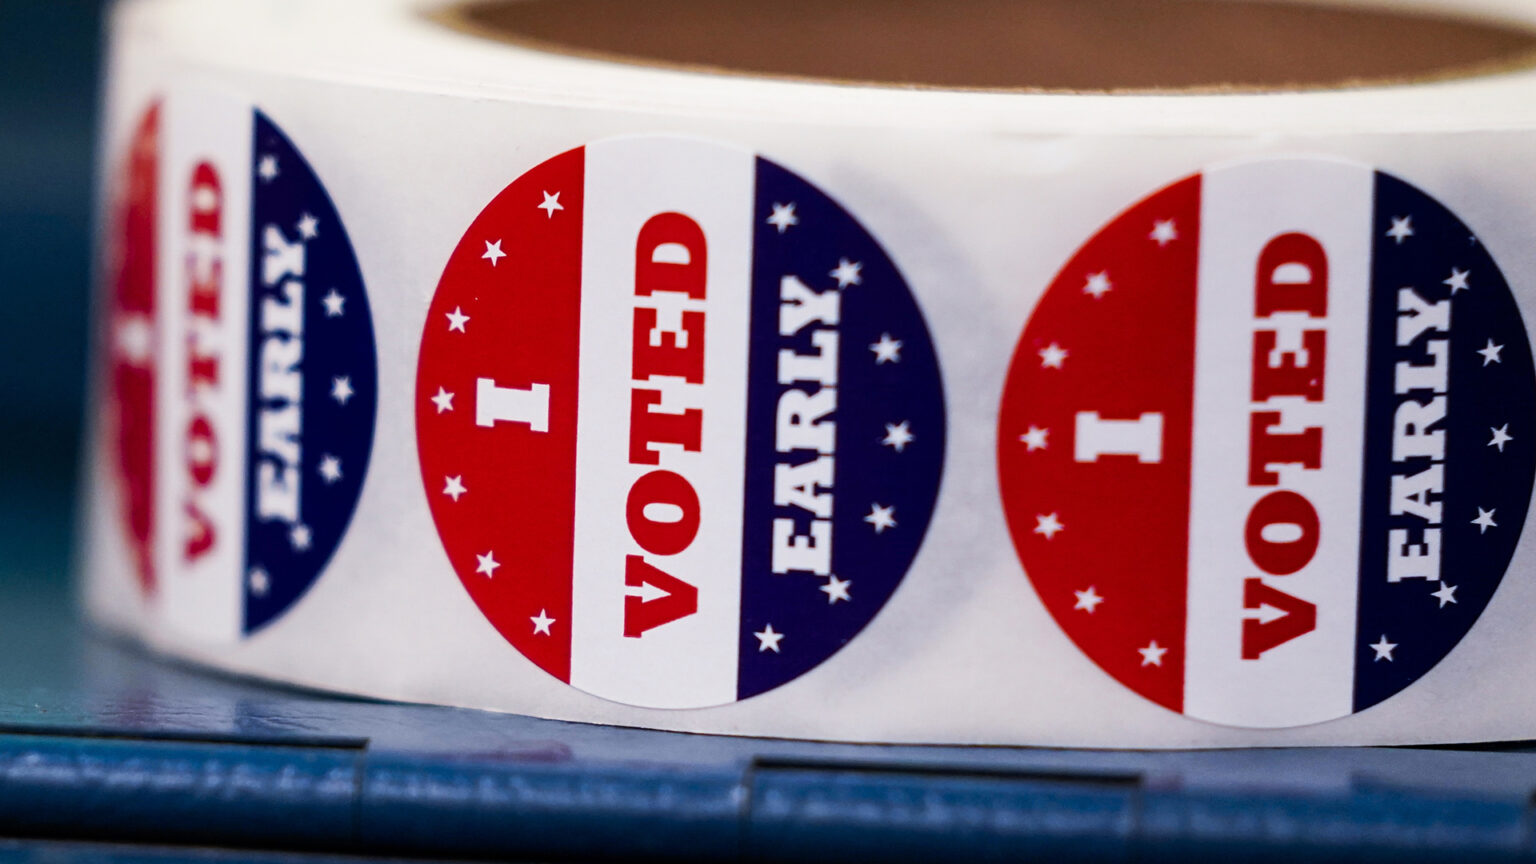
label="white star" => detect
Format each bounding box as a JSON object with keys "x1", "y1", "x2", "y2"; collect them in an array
[
  {"x1": 289, "y1": 523, "x2": 312, "y2": 552},
  {"x1": 1490, "y1": 424, "x2": 1513, "y2": 452},
  {"x1": 431, "y1": 386, "x2": 455, "y2": 414},
  {"x1": 115, "y1": 314, "x2": 154, "y2": 365},
  {"x1": 445, "y1": 306, "x2": 469, "y2": 332},
  {"x1": 1083, "y1": 271, "x2": 1112, "y2": 298},
  {"x1": 322, "y1": 289, "x2": 345, "y2": 317},
  {"x1": 257, "y1": 154, "x2": 279, "y2": 182},
  {"x1": 755, "y1": 623, "x2": 784, "y2": 653},
  {"x1": 882, "y1": 421, "x2": 914, "y2": 452},
  {"x1": 476, "y1": 551, "x2": 500, "y2": 577},
  {"x1": 1432, "y1": 582, "x2": 1459, "y2": 608},
  {"x1": 482, "y1": 239, "x2": 506, "y2": 266},
  {"x1": 865, "y1": 503, "x2": 897, "y2": 534},
  {"x1": 1473, "y1": 507, "x2": 1498, "y2": 534},
  {"x1": 1038, "y1": 343, "x2": 1068, "y2": 369},
  {"x1": 830, "y1": 258, "x2": 863, "y2": 288},
  {"x1": 248, "y1": 567, "x2": 270, "y2": 597},
  {"x1": 331, "y1": 376, "x2": 354, "y2": 405},
  {"x1": 870, "y1": 333, "x2": 903, "y2": 364},
  {"x1": 1479, "y1": 339, "x2": 1504, "y2": 366},
  {"x1": 1020, "y1": 426, "x2": 1049, "y2": 451},
  {"x1": 821, "y1": 575, "x2": 852, "y2": 604},
  {"x1": 443, "y1": 475, "x2": 467, "y2": 501},
  {"x1": 297, "y1": 213, "x2": 319, "y2": 240},
  {"x1": 1034, "y1": 512, "x2": 1064, "y2": 539},
  {"x1": 538, "y1": 191, "x2": 563, "y2": 218},
  {"x1": 1150, "y1": 219, "x2": 1178, "y2": 246},
  {"x1": 531, "y1": 609, "x2": 556, "y2": 635},
  {"x1": 1370, "y1": 634, "x2": 1397, "y2": 661},
  {"x1": 1139, "y1": 640, "x2": 1167, "y2": 666},
  {"x1": 318, "y1": 454, "x2": 342, "y2": 484},
  {"x1": 766, "y1": 202, "x2": 798, "y2": 233},
  {"x1": 1074, "y1": 586, "x2": 1104, "y2": 613},
  {"x1": 1444, "y1": 268, "x2": 1471, "y2": 293},
  {"x1": 1386, "y1": 216, "x2": 1414, "y2": 245}
]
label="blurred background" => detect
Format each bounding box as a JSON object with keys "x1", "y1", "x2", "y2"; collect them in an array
[{"x1": 0, "y1": 1, "x2": 109, "y2": 584}]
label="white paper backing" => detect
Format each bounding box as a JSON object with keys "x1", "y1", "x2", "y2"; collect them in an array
[{"x1": 80, "y1": 0, "x2": 1536, "y2": 747}]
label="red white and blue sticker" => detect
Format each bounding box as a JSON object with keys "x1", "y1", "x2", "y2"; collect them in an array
[
  {"x1": 998, "y1": 158, "x2": 1536, "y2": 727},
  {"x1": 107, "y1": 94, "x2": 376, "y2": 639},
  {"x1": 416, "y1": 137, "x2": 945, "y2": 708}
]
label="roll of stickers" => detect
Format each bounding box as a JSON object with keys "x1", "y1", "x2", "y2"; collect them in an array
[{"x1": 82, "y1": 0, "x2": 1536, "y2": 745}]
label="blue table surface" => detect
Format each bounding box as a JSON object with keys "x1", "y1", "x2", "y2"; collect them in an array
[{"x1": 7, "y1": 478, "x2": 1536, "y2": 863}]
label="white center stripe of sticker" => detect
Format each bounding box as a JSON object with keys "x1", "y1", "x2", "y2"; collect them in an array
[
  {"x1": 1185, "y1": 160, "x2": 1374, "y2": 727},
  {"x1": 84, "y1": 0, "x2": 1536, "y2": 746},
  {"x1": 571, "y1": 139, "x2": 754, "y2": 707},
  {"x1": 155, "y1": 92, "x2": 254, "y2": 642}
]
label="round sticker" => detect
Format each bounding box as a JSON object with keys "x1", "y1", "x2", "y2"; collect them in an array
[
  {"x1": 998, "y1": 158, "x2": 1536, "y2": 727},
  {"x1": 106, "y1": 96, "x2": 377, "y2": 638},
  {"x1": 416, "y1": 137, "x2": 945, "y2": 708}
]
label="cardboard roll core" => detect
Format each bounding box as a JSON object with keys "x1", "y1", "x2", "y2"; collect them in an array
[{"x1": 443, "y1": 0, "x2": 1536, "y2": 91}]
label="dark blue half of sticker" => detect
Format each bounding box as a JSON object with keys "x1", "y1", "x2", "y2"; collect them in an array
[
  {"x1": 242, "y1": 111, "x2": 377, "y2": 634},
  {"x1": 737, "y1": 157, "x2": 946, "y2": 700},
  {"x1": 1355, "y1": 172, "x2": 1536, "y2": 711}
]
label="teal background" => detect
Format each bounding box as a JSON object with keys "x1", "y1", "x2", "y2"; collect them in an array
[{"x1": 0, "y1": 1, "x2": 108, "y2": 578}]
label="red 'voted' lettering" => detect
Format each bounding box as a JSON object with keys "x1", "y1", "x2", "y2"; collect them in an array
[
  {"x1": 624, "y1": 212, "x2": 708, "y2": 638},
  {"x1": 1240, "y1": 232, "x2": 1327, "y2": 659},
  {"x1": 182, "y1": 160, "x2": 224, "y2": 563}
]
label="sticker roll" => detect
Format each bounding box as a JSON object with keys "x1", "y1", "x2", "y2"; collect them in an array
[{"x1": 82, "y1": 0, "x2": 1536, "y2": 746}]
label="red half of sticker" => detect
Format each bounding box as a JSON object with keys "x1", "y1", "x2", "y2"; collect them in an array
[{"x1": 996, "y1": 176, "x2": 1200, "y2": 712}]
